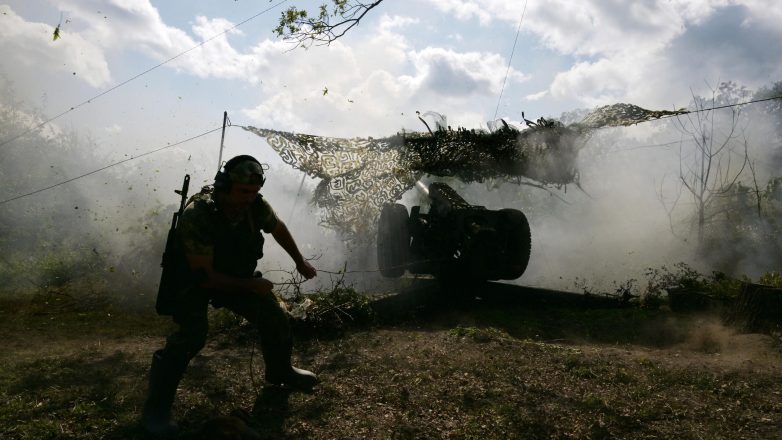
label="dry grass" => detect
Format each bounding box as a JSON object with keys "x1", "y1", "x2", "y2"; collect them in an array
[{"x1": 1, "y1": 287, "x2": 781, "y2": 439}]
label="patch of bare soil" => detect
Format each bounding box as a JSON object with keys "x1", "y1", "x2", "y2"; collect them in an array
[
  {"x1": 262, "y1": 324, "x2": 782, "y2": 440},
  {"x1": 1, "y1": 295, "x2": 782, "y2": 439}
]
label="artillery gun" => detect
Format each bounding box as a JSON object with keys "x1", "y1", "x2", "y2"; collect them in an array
[{"x1": 377, "y1": 182, "x2": 531, "y2": 281}]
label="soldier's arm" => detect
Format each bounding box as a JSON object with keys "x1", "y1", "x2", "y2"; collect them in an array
[
  {"x1": 185, "y1": 254, "x2": 273, "y2": 296},
  {"x1": 271, "y1": 220, "x2": 317, "y2": 279}
]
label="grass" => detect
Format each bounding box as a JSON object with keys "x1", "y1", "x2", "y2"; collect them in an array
[{"x1": 1, "y1": 284, "x2": 781, "y2": 439}]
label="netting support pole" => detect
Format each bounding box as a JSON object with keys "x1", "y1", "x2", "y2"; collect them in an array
[
  {"x1": 288, "y1": 173, "x2": 307, "y2": 224},
  {"x1": 217, "y1": 111, "x2": 228, "y2": 172}
]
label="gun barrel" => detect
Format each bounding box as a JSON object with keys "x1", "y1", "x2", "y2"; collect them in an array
[
  {"x1": 156, "y1": 173, "x2": 192, "y2": 316},
  {"x1": 178, "y1": 174, "x2": 191, "y2": 212}
]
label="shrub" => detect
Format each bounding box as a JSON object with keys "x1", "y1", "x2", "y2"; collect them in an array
[{"x1": 286, "y1": 286, "x2": 374, "y2": 336}]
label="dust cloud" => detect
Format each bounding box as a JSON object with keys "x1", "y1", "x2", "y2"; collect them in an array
[
  {"x1": 1, "y1": 79, "x2": 780, "y2": 308},
  {"x1": 440, "y1": 91, "x2": 782, "y2": 294}
]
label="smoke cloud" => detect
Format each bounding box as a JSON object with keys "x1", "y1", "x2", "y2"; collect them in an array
[{"x1": 1, "y1": 78, "x2": 780, "y2": 308}]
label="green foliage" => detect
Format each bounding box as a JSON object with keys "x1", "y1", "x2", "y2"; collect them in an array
[
  {"x1": 0, "y1": 238, "x2": 110, "y2": 297},
  {"x1": 274, "y1": 6, "x2": 308, "y2": 37},
  {"x1": 209, "y1": 307, "x2": 245, "y2": 332},
  {"x1": 758, "y1": 271, "x2": 782, "y2": 287},
  {"x1": 708, "y1": 271, "x2": 750, "y2": 299},
  {"x1": 754, "y1": 80, "x2": 782, "y2": 100},
  {"x1": 753, "y1": 80, "x2": 782, "y2": 132},
  {"x1": 699, "y1": 174, "x2": 782, "y2": 271},
  {"x1": 572, "y1": 277, "x2": 639, "y2": 303},
  {"x1": 644, "y1": 262, "x2": 707, "y2": 299},
  {"x1": 643, "y1": 262, "x2": 749, "y2": 303},
  {"x1": 0, "y1": 80, "x2": 173, "y2": 305},
  {"x1": 274, "y1": 1, "x2": 383, "y2": 48},
  {"x1": 287, "y1": 286, "x2": 374, "y2": 336},
  {"x1": 38, "y1": 243, "x2": 104, "y2": 287}
]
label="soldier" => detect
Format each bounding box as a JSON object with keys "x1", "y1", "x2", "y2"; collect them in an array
[{"x1": 142, "y1": 155, "x2": 317, "y2": 436}]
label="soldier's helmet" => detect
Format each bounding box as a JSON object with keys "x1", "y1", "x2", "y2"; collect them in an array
[{"x1": 214, "y1": 155, "x2": 265, "y2": 191}]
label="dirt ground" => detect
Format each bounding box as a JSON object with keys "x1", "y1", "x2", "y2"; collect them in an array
[{"x1": 1, "y1": 289, "x2": 781, "y2": 439}]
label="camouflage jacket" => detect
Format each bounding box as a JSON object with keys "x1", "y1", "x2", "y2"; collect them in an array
[{"x1": 176, "y1": 187, "x2": 279, "y2": 278}]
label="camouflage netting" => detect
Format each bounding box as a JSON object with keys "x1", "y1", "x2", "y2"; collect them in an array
[
  {"x1": 574, "y1": 103, "x2": 687, "y2": 130},
  {"x1": 243, "y1": 126, "x2": 417, "y2": 240},
  {"x1": 243, "y1": 103, "x2": 687, "y2": 241}
]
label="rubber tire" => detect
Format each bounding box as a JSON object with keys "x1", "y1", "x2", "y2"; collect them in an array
[
  {"x1": 497, "y1": 208, "x2": 531, "y2": 280},
  {"x1": 377, "y1": 203, "x2": 410, "y2": 278}
]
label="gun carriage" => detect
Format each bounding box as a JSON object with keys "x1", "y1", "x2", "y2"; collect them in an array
[{"x1": 378, "y1": 182, "x2": 531, "y2": 281}]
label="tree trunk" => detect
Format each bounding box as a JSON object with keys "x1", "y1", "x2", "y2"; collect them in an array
[{"x1": 728, "y1": 283, "x2": 782, "y2": 332}]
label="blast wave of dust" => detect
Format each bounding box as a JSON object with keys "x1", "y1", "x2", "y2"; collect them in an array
[{"x1": 614, "y1": 314, "x2": 782, "y2": 374}]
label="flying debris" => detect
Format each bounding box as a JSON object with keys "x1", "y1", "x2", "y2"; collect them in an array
[
  {"x1": 244, "y1": 103, "x2": 687, "y2": 242},
  {"x1": 53, "y1": 12, "x2": 64, "y2": 41}
]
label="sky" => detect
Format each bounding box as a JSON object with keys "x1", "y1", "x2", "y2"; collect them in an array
[
  {"x1": 3, "y1": 1, "x2": 780, "y2": 139},
  {"x1": 1, "y1": 0, "x2": 781, "y2": 293}
]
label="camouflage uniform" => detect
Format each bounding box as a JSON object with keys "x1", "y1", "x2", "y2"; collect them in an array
[
  {"x1": 159, "y1": 187, "x2": 292, "y2": 372},
  {"x1": 143, "y1": 159, "x2": 310, "y2": 435}
]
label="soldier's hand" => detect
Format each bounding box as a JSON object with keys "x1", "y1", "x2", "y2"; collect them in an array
[
  {"x1": 250, "y1": 277, "x2": 274, "y2": 296},
  {"x1": 296, "y1": 260, "x2": 317, "y2": 279}
]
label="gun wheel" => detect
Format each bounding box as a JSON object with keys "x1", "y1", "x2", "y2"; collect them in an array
[
  {"x1": 377, "y1": 203, "x2": 410, "y2": 278},
  {"x1": 497, "y1": 209, "x2": 531, "y2": 280}
]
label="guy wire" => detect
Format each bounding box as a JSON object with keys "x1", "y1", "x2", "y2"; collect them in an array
[
  {"x1": 651, "y1": 94, "x2": 782, "y2": 120},
  {"x1": 0, "y1": 0, "x2": 288, "y2": 149},
  {"x1": 0, "y1": 125, "x2": 224, "y2": 206},
  {"x1": 493, "y1": 0, "x2": 528, "y2": 121},
  {"x1": 3, "y1": 95, "x2": 781, "y2": 206}
]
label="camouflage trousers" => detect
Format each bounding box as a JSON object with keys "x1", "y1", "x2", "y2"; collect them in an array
[{"x1": 160, "y1": 287, "x2": 292, "y2": 368}]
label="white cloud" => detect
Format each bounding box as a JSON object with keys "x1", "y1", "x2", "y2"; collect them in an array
[
  {"x1": 549, "y1": 59, "x2": 634, "y2": 106},
  {"x1": 242, "y1": 90, "x2": 309, "y2": 132},
  {"x1": 0, "y1": 5, "x2": 111, "y2": 87},
  {"x1": 356, "y1": 14, "x2": 416, "y2": 76},
  {"x1": 0, "y1": 101, "x2": 65, "y2": 140},
  {"x1": 182, "y1": 16, "x2": 264, "y2": 83},
  {"x1": 424, "y1": 0, "x2": 494, "y2": 25},
  {"x1": 425, "y1": 0, "x2": 782, "y2": 108},
  {"x1": 105, "y1": 123, "x2": 122, "y2": 134},
  {"x1": 738, "y1": 0, "x2": 782, "y2": 31},
  {"x1": 425, "y1": 0, "x2": 725, "y2": 56},
  {"x1": 1, "y1": 3, "x2": 529, "y2": 136},
  {"x1": 240, "y1": 17, "x2": 529, "y2": 136},
  {"x1": 377, "y1": 14, "x2": 420, "y2": 33},
  {"x1": 5, "y1": 0, "x2": 777, "y2": 130},
  {"x1": 407, "y1": 47, "x2": 528, "y2": 97},
  {"x1": 56, "y1": 0, "x2": 195, "y2": 61},
  {"x1": 0, "y1": 0, "x2": 200, "y2": 89},
  {"x1": 545, "y1": 2, "x2": 782, "y2": 108},
  {"x1": 524, "y1": 90, "x2": 547, "y2": 101},
  {"x1": 7, "y1": 0, "x2": 263, "y2": 86}
]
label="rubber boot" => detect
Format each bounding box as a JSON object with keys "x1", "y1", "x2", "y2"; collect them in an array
[
  {"x1": 262, "y1": 340, "x2": 318, "y2": 391},
  {"x1": 141, "y1": 350, "x2": 186, "y2": 437}
]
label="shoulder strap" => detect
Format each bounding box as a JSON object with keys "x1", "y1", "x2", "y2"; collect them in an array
[{"x1": 247, "y1": 207, "x2": 256, "y2": 233}]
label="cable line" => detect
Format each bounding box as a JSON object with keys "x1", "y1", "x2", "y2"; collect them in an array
[
  {"x1": 493, "y1": 0, "x2": 528, "y2": 121},
  {"x1": 3, "y1": 95, "x2": 780, "y2": 206},
  {"x1": 605, "y1": 140, "x2": 682, "y2": 154},
  {"x1": 0, "y1": 0, "x2": 288, "y2": 149},
  {"x1": 0, "y1": 126, "x2": 224, "y2": 206},
  {"x1": 651, "y1": 94, "x2": 782, "y2": 121}
]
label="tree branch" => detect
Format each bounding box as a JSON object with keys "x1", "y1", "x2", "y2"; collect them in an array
[{"x1": 275, "y1": 1, "x2": 384, "y2": 49}]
